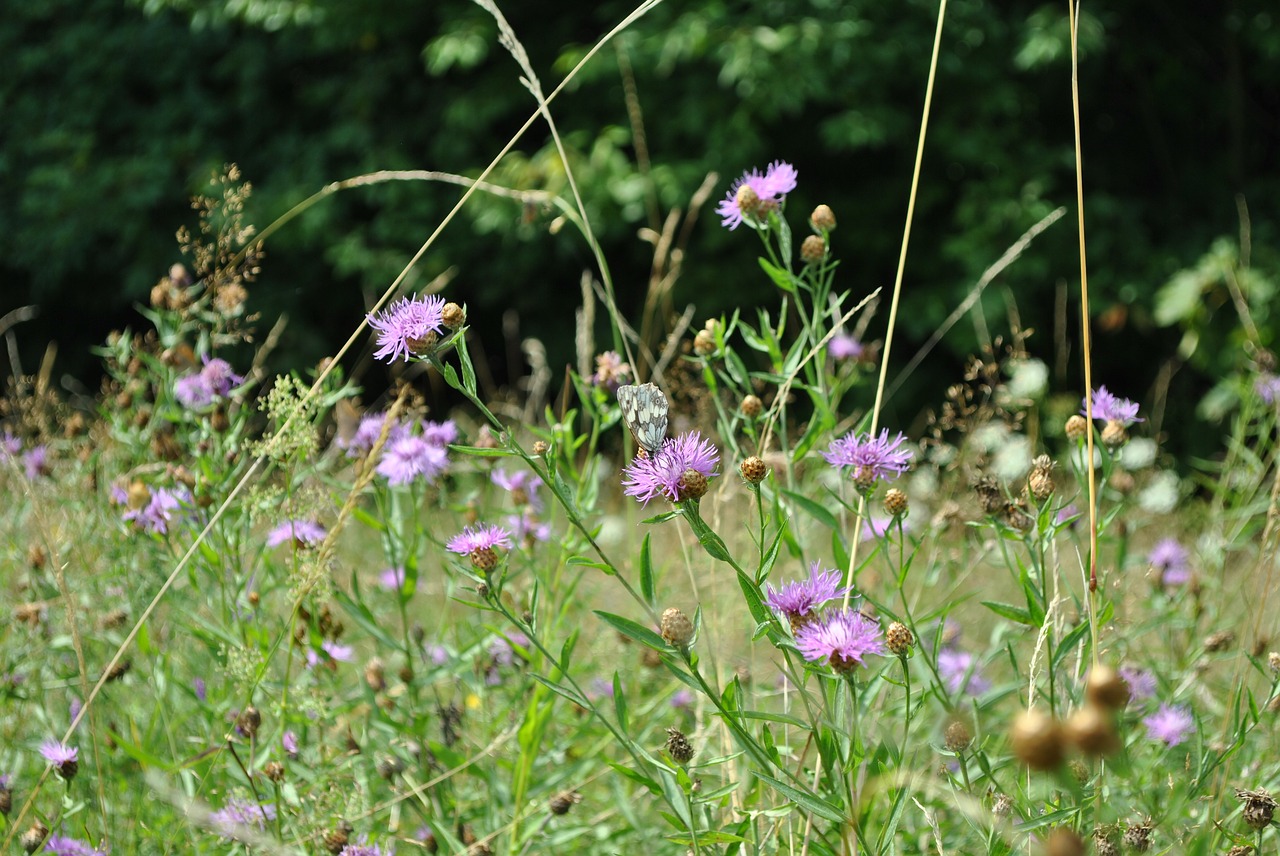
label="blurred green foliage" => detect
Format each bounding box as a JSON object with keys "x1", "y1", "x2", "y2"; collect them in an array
[{"x1": 3, "y1": 0, "x2": 1279, "y2": 451}]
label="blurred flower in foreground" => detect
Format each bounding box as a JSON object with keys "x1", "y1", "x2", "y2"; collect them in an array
[
  {"x1": 765, "y1": 563, "x2": 850, "y2": 632},
  {"x1": 123, "y1": 486, "x2": 185, "y2": 534},
  {"x1": 376, "y1": 435, "x2": 448, "y2": 485},
  {"x1": 622, "y1": 431, "x2": 719, "y2": 504},
  {"x1": 716, "y1": 160, "x2": 798, "y2": 230},
  {"x1": 492, "y1": 467, "x2": 543, "y2": 509},
  {"x1": 1148, "y1": 538, "x2": 1190, "y2": 586},
  {"x1": 22, "y1": 445, "x2": 50, "y2": 480},
  {"x1": 795, "y1": 608, "x2": 885, "y2": 675},
  {"x1": 266, "y1": 519, "x2": 326, "y2": 549},
  {"x1": 367, "y1": 294, "x2": 446, "y2": 363},
  {"x1": 378, "y1": 566, "x2": 406, "y2": 591},
  {"x1": 827, "y1": 333, "x2": 864, "y2": 362},
  {"x1": 175, "y1": 356, "x2": 244, "y2": 409},
  {"x1": 592, "y1": 351, "x2": 632, "y2": 392},
  {"x1": 1143, "y1": 703, "x2": 1193, "y2": 746},
  {"x1": 210, "y1": 797, "x2": 276, "y2": 838},
  {"x1": 1082, "y1": 385, "x2": 1143, "y2": 425}
]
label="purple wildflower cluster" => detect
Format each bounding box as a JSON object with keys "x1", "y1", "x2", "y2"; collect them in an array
[
  {"x1": 266, "y1": 518, "x2": 327, "y2": 549},
  {"x1": 824, "y1": 429, "x2": 912, "y2": 486},
  {"x1": 621, "y1": 431, "x2": 720, "y2": 505},
  {"x1": 122, "y1": 486, "x2": 187, "y2": 535},
  {"x1": 765, "y1": 563, "x2": 849, "y2": 629},
  {"x1": 716, "y1": 160, "x2": 799, "y2": 230},
  {"x1": 1082, "y1": 385, "x2": 1143, "y2": 426},
  {"x1": 446, "y1": 523, "x2": 513, "y2": 557},
  {"x1": 175, "y1": 356, "x2": 243, "y2": 409},
  {"x1": 765, "y1": 564, "x2": 885, "y2": 674},
  {"x1": 4, "y1": 433, "x2": 51, "y2": 480},
  {"x1": 42, "y1": 837, "x2": 108, "y2": 856},
  {"x1": 367, "y1": 294, "x2": 447, "y2": 363},
  {"x1": 210, "y1": 796, "x2": 277, "y2": 838},
  {"x1": 340, "y1": 413, "x2": 456, "y2": 487},
  {"x1": 1148, "y1": 538, "x2": 1191, "y2": 586},
  {"x1": 1143, "y1": 703, "x2": 1194, "y2": 747}
]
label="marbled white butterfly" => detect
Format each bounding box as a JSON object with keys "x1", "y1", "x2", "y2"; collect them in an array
[{"x1": 616, "y1": 382, "x2": 669, "y2": 456}]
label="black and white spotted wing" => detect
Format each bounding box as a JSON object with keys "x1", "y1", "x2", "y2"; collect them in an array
[{"x1": 616, "y1": 382, "x2": 669, "y2": 456}]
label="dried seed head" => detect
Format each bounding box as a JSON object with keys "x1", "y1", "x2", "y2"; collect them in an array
[
  {"x1": 442, "y1": 302, "x2": 466, "y2": 330},
  {"x1": 739, "y1": 456, "x2": 767, "y2": 484},
  {"x1": 810, "y1": 204, "x2": 836, "y2": 232},
  {"x1": 1237, "y1": 788, "x2": 1278, "y2": 830},
  {"x1": 693, "y1": 328, "x2": 716, "y2": 356},
  {"x1": 236, "y1": 706, "x2": 262, "y2": 739},
  {"x1": 740, "y1": 394, "x2": 763, "y2": 419},
  {"x1": 549, "y1": 790, "x2": 581, "y2": 816},
  {"x1": 1226, "y1": 847, "x2": 1255, "y2": 856},
  {"x1": 1009, "y1": 709, "x2": 1065, "y2": 771},
  {"x1": 883, "y1": 488, "x2": 909, "y2": 519},
  {"x1": 665, "y1": 727, "x2": 695, "y2": 764},
  {"x1": 1101, "y1": 419, "x2": 1128, "y2": 449},
  {"x1": 660, "y1": 607, "x2": 695, "y2": 649},
  {"x1": 1064, "y1": 704, "x2": 1120, "y2": 757},
  {"x1": 1085, "y1": 665, "x2": 1130, "y2": 710},
  {"x1": 1204, "y1": 630, "x2": 1235, "y2": 653},
  {"x1": 885, "y1": 621, "x2": 914, "y2": 657},
  {"x1": 944, "y1": 719, "x2": 972, "y2": 752},
  {"x1": 1092, "y1": 824, "x2": 1120, "y2": 856},
  {"x1": 1065, "y1": 414, "x2": 1088, "y2": 441},
  {"x1": 973, "y1": 476, "x2": 1004, "y2": 515},
  {"x1": 991, "y1": 792, "x2": 1013, "y2": 817},
  {"x1": 677, "y1": 469, "x2": 708, "y2": 502},
  {"x1": 1122, "y1": 818, "x2": 1153, "y2": 852},
  {"x1": 800, "y1": 235, "x2": 826, "y2": 264},
  {"x1": 322, "y1": 820, "x2": 354, "y2": 854},
  {"x1": 1028, "y1": 455, "x2": 1056, "y2": 501},
  {"x1": 0, "y1": 781, "x2": 10, "y2": 816},
  {"x1": 20, "y1": 821, "x2": 48, "y2": 854},
  {"x1": 532, "y1": 440, "x2": 549, "y2": 456},
  {"x1": 262, "y1": 760, "x2": 285, "y2": 783},
  {"x1": 1269, "y1": 652, "x2": 1280, "y2": 673},
  {"x1": 1067, "y1": 759, "x2": 1089, "y2": 784}
]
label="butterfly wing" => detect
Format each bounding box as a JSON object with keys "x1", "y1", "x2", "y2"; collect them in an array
[{"x1": 617, "y1": 383, "x2": 669, "y2": 455}]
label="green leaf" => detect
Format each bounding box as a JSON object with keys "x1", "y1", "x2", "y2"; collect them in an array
[
  {"x1": 566, "y1": 556, "x2": 615, "y2": 574},
  {"x1": 758, "y1": 258, "x2": 795, "y2": 293},
  {"x1": 981, "y1": 600, "x2": 1037, "y2": 626},
  {"x1": 612, "y1": 672, "x2": 629, "y2": 732},
  {"x1": 639, "y1": 534, "x2": 655, "y2": 605},
  {"x1": 449, "y1": 444, "x2": 515, "y2": 458},
  {"x1": 594, "y1": 610, "x2": 666, "y2": 649},
  {"x1": 782, "y1": 488, "x2": 839, "y2": 531},
  {"x1": 1053, "y1": 620, "x2": 1092, "y2": 670},
  {"x1": 752, "y1": 771, "x2": 847, "y2": 823},
  {"x1": 529, "y1": 673, "x2": 588, "y2": 707}
]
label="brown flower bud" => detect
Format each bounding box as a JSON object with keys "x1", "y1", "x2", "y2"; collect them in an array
[
  {"x1": 442, "y1": 302, "x2": 466, "y2": 330},
  {"x1": 1045, "y1": 827, "x2": 1085, "y2": 856},
  {"x1": 532, "y1": 440, "x2": 549, "y2": 456},
  {"x1": 885, "y1": 621, "x2": 914, "y2": 657},
  {"x1": 1085, "y1": 665, "x2": 1129, "y2": 710},
  {"x1": 740, "y1": 394, "x2": 763, "y2": 419},
  {"x1": 740, "y1": 456, "x2": 767, "y2": 484},
  {"x1": 693, "y1": 329, "x2": 715, "y2": 356},
  {"x1": 677, "y1": 469, "x2": 708, "y2": 501},
  {"x1": 1028, "y1": 455, "x2": 1055, "y2": 501},
  {"x1": 1065, "y1": 414, "x2": 1088, "y2": 441},
  {"x1": 549, "y1": 790, "x2": 581, "y2": 815},
  {"x1": 883, "y1": 488, "x2": 908, "y2": 518},
  {"x1": 944, "y1": 719, "x2": 972, "y2": 752},
  {"x1": 810, "y1": 204, "x2": 836, "y2": 231},
  {"x1": 665, "y1": 727, "x2": 695, "y2": 764},
  {"x1": 735, "y1": 185, "x2": 761, "y2": 220},
  {"x1": 660, "y1": 607, "x2": 695, "y2": 649},
  {"x1": 263, "y1": 760, "x2": 285, "y2": 782},
  {"x1": 800, "y1": 235, "x2": 826, "y2": 264},
  {"x1": 1101, "y1": 419, "x2": 1128, "y2": 449},
  {"x1": 1064, "y1": 704, "x2": 1120, "y2": 757},
  {"x1": 1009, "y1": 709, "x2": 1064, "y2": 771}
]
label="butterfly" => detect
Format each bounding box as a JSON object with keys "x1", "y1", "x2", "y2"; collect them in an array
[{"x1": 616, "y1": 382, "x2": 669, "y2": 456}]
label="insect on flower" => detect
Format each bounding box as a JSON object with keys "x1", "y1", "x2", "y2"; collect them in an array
[{"x1": 616, "y1": 382, "x2": 669, "y2": 457}]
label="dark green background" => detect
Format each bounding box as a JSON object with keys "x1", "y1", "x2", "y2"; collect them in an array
[{"x1": 4, "y1": 0, "x2": 1278, "y2": 441}]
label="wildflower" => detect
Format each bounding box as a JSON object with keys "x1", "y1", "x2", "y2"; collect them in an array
[
  {"x1": 828, "y1": 333, "x2": 864, "y2": 361},
  {"x1": 1, "y1": 431, "x2": 20, "y2": 457},
  {"x1": 800, "y1": 235, "x2": 826, "y2": 264},
  {"x1": 378, "y1": 566, "x2": 406, "y2": 591},
  {"x1": 824, "y1": 428, "x2": 912, "y2": 489},
  {"x1": 441, "y1": 301, "x2": 466, "y2": 330},
  {"x1": 282, "y1": 731, "x2": 299, "y2": 758},
  {"x1": 1119, "y1": 666, "x2": 1156, "y2": 702},
  {"x1": 765, "y1": 563, "x2": 850, "y2": 631},
  {"x1": 123, "y1": 486, "x2": 184, "y2": 534},
  {"x1": 592, "y1": 351, "x2": 632, "y2": 392},
  {"x1": 1149, "y1": 538, "x2": 1190, "y2": 586},
  {"x1": 1257, "y1": 373, "x2": 1280, "y2": 405},
  {"x1": 42, "y1": 836, "x2": 108, "y2": 856},
  {"x1": 339, "y1": 838, "x2": 387, "y2": 856},
  {"x1": 1143, "y1": 703, "x2": 1193, "y2": 746},
  {"x1": 937, "y1": 648, "x2": 991, "y2": 695},
  {"x1": 810, "y1": 204, "x2": 837, "y2": 231},
  {"x1": 193, "y1": 677, "x2": 207, "y2": 702},
  {"x1": 447, "y1": 523, "x2": 513, "y2": 572},
  {"x1": 367, "y1": 294, "x2": 447, "y2": 362},
  {"x1": 22, "y1": 445, "x2": 50, "y2": 480},
  {"x1": 210, "y1": 797, "x2": 276, "y2": 837},
  {"x1": 660, "y1": 607, "x2": 695, "y2": 649},
  {"x1": 1082, "y1": 385, "x2": 1143, "y2": 426},
  {"x1": 376, "y1": 435, "x2": 449, "y2": 485},
  {"x1": 506, "y1": 510, "x2": 551, "y2": 544},
  {"x1": 492, "y1": 467, "x2": 543, "y2": 509},
  {"x1": 665, "y1": 727, "x2": 696, "y2": 763},
  {"x1": 340, "y1": 412, "x2": 410, "y2": 457},
  {"x1": 740, "y1": 455, "x2": 767, "y2": 484},
  {"x1": 175, "y1": 373, "x2": 215, "y2": 408},
  {"x1": 265, "y1": 519, "x2": 326, "y2": 549},
  {"x1": 39, "y1": 740, "x2": 78, "y2": 775},
  {"x1": 321, "y1": 640, "x2": 354, "y2": 663},
  {"x1": 794, "y1": 608, "x2": 886, "y2": 674},
  {"x1": 420, "y1": 419, "x2": 458, "y2": 447},
  {"x1": 1236, "y1": 788, "x2": 1278, "y2": 830},
  {"x1": 861, "y1": 516, "x2": 910, "y2": 541},
  {"x1": 716, "y1": 160, "x2": 798, "y2": 230},
  {"x1": 426, "y1": 644, "x2": 449, "y2": 665},
  {"x1": 671, "y1": 689, "x2": 694, "y2": 710},
  {"x1": 621, "y1": 431, "x2": 719, "y2": 504},
  {"x1": 885, "y1": 621, "x2": 914, "y2": 657},
  {"x1": 489, "y1": 632, "x2": 529, "y2": 667}
]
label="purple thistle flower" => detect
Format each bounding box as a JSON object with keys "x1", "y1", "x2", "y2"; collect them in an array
[
  {"x1": 794, "y1": 608, "x2": 886, "y2": 673},
  {"x1": 210, "y1": 797, "x2": 277, "y2": 837},
  {"x1": 42, "y1": 836, "x2": 108, "y2": 856},
  {"x1": 426, "y1": 644, "x2": 449, "y2": 665},
  {"x1": 716, "y1": 160, "x2": 798, "y2": 230},
  {"x1": 824, "y1": 428, "x2": 912, "y2": 484},
  {"x1": 175, "y1": 372, "x2": 216, "y2": 409},
  {"x1": 489, "y1": 632, "x2": 530, "y2": 667},
  {"x1": 108, "y1": 484, "x2": 128, "y2": 506},
  {"x1": 1143, "y1": 703, "x2": 1193, "y2": 746},
  {"x1": 378, "y1": 566, "x2": 406, "y2": 591},
  {"x1": 1257, "y1": 373, "x2": 1280, "y2": 405},
  {"x1": 492, "y1": 467, "x2": 543, "y2": 509},
  {"x1": 420, "y1": 419, "x2": 458, "y2": 447},
  {"x1": 592, "y1": 350, "x2": 633, "y2": 392},
  {"x1": 321, "y1": 640, "x2": 354, "y2": 663},
  {"x1": 376, "y1": 435, "x2": 449, "y2": 486},
  {"x1": 446, "y1": 524, "x2": 513, "y2": 555},
  {"x1": 282, "y1": 730, "x2": 299, "y2": 758},
  {"x1": 69, "y1": 697, "x2": 82, "y2": 722},
  {"x1": 1149, "y1": 538, "x2": 1191, "y2": 586},
  {"x1": 621, "y1": 431, "x2": 720, "y2": 505},
  {"x1": 1, "y1": 430, "x2": 20, "y2": 457},
  {"x1": 39, "y1": 740, "x2": 77, "y2": 766},
  {"x1": 200, "y1": 356, "x2": 243, "y2": 397},
  {"x1": 340, "y1": 412, "x2": 410, "y2": 457},
  {"x1": 266, "y1": 518, "x2": 326, "y2": 549},
  {"x1": 506, "y1": 510, "x2": 551, "y2": 543},
  {"x1": 937, "y1": 648, "x2": 991, "y2": 695},
  {"x1": 123, "y1": 486, "x2": 184, "y2": 535},
  {"x1": 765, "y1": 562, "x2": 850, "y2": 628},
  {"x1": 22, "y1": 445, "x2": 50, "y2": 480},
  {"x1": 367, "y1": 294, "x2": 447, "y2": 363},
  {"x1": 1119, "y1": 666, "x2": 1156, "y2": 702},
  {"x1": 1082, "y1": 385, "x2": 1143, "y2": 426},
  {"x1": 827, "y1": 333, "x2": 865, "y2": 362},
  {"x1": 339, "y1": 837, "x2": 386, "y2": 856},
  {"x1": 671, "y1": 689, "x2": 694, "y2": 710}
]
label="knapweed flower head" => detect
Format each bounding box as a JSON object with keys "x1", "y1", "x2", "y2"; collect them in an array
[
  {"x1": 447, "y1": 523, "x2": 513, "y2": 571},
  {"x1": 824, "y1": 428, "x2": 912, "y2": 489},
  {"x1": 420, "y1": 419, "x2": 458, "y2": 446},
  {"x1": 506, "y1": 509, "x2": 551, "y2": 544},
  {"x1": 282, "y1": 730, "x2": 299, "y2": 757},
  {"x1": 266, "y1": 518, "x2": 327, "y2": 549},
  {"x1": 375, "y1": 435, "x2": 449, "y2": 486},
  {"x1": 1, "y1": 430, "x2": 20, "y2": 457},
  {"x1": 339, "y1": 839, "x2": 388, "y2": 856},
  {"x1": 22, "y1": 445, "x2": 50, "y2": 480},
  {"x1": 716, "y1": 160, "x2": 798, "y2": 230},
  {"x1": 123, "y1": 486, "x2": 185, "y2": 534},
  {"x1": 1143, "y1": 703, "x2": 1193, "y2": 746},
  {"x1": 621, "y1": 431, "x2": 720, "y2": 505},
  {"x1": 378, "y1": 566, "x2": 406, "y2": 591},
  {"x1": 1082, "y1": 385, "x2": 1143, "y2": 426},
  {"x1": 176, "y1": 356, "x2": 244, "y2": 409},
  {"x1": 794, "y1": 608, "x2": 886, "y2": 675},
  {"x1": 367, "y1": 294, "x2": 447, "y2": 362},
  {"x1": 828, "y1": 333, "x2": 865, "y2": 362},
  {"x1": 937, "y1": 648, "x2": 991, "y2": 695},
  {"x1": 210, "y1": 797, "x2": 277, "y2": 837},
  {"x1": 1119, "y1": 666, "x2": 1157, "y2": 701},
  {"x1": 765, "y1": 562, "x2": 850, "y2": 631},
  {"x1": 42, "y1": 836, "x2": 108, "y2": 856},
  {"x1": 592, "y1": 350, "x2": 632, "y2": 392},
  {"x1": 340, "y1": 412, "x2": 411, "y2": 457},
  {"x1": 1149, "y1": 537, "x2": 1191, "y2": 586},
  {"x1": 492, "y1": 467, "x2": 543, "y2": 509},
  {"x1": 40, "y1": 740, "x2": 78, "y2": 780}
]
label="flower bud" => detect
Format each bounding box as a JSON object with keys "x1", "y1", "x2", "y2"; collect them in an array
[
  {"x1": 660, "y1": 607, "x2": 695, "y2": 649},
  {"x1": 1065, "y1": 414, "x2": 1088, "y2": 441},
  {"x1": 740, "y1": 456, "x2": 767, "y2": 484},
  {"x1": 1009, "y1": 709, "x2": 1064, "y2": 771},
  {"x1": 800, "y1": 235, "x2": 826, "y2": 264},
  {"x1": 883, "y1": 488, "x2": 908, "y2": 518},
  {"x1": 810, "y1": 204, "x2": 836, "y2": 232},
  {"x1": 740, "y1": 394, "x2": 763, "y2": 419},
  {"x1": 665, "y1": 727, "x2": 695, "y2": 763},
  {"x1": 442, "y1": 302, "x2": 466, "y2": 330}
]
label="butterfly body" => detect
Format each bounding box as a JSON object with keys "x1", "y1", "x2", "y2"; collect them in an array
[{"x1": 616, "y1": 382, "x2": 669, "y2": 456}]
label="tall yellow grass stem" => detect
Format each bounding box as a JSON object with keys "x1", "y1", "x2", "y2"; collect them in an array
[{"x1": 840, "y1": 0, "x2": 947, "y2": 609}]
